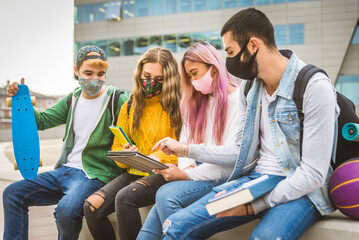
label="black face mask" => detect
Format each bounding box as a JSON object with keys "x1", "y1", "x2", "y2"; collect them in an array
[{"x1": 226, "y1": 39, "x2": 258, "y2": 81}]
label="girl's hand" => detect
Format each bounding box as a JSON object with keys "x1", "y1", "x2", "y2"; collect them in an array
[
  {"x1": 152, "y1": 137, "x2": 185, "y2": 157},
  {"x1": 122, "y1": 143, "x2": 138, "y2": 152},
  {"x1": 7, "y1": 78, "x2": 25, "y2": 97},
  {"x1": 154, "y1": 164, "x2": 190, "y2": 182},
  {"x1": 183, "y1": 163, "x2": 197, "y2": 170}
]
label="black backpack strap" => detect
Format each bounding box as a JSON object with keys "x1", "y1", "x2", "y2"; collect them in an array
[
  {"x1": 127, "y1": 95, "x2": 133, "y2": 116},
  {"x1": 244, "y1": 80, "x2": 254, "y2": 98},
  {"x1": 293, "y1": 64, "x2": 328, "y2": 157},
  {"x1": 108, "y1": 90, "x2": 124, "y2": 126}
]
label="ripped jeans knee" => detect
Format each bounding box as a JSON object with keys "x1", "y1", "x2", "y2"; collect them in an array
[
  {"x1": 126, "y1": 178, "x2": 152, "y2": 193},
  {"x1": 162, "y1": 218, "x2": 172, "y2": 236},
  {"x1": 84, "y1": 190, "x2": 106, "y2": 213}
]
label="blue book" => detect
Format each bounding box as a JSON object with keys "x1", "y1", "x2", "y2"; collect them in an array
[{"x1": 205, "y1": 175, "x2": 283, "y2": 215}]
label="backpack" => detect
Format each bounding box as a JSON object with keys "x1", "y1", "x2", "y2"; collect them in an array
[
  {"x1": 66, "y1": 90, "x2": 128, "y2": 125},
  {"x1": 244, "y1": 64, "x2": 359, "y2": 169}
]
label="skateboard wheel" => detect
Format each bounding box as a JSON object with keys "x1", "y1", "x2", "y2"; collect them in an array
[
  {"x1": 14, "y1": 161, "x2": 18, "y2": 170},
  {"x1": 39, "y1": 158, "x2": 43, "y2": 167},
  {"x1": 6, "y1": 98, "x2": 12, "y2": 108},
  {"x1": 31, "y1": 96, "x2": 36, "y2": 106}
]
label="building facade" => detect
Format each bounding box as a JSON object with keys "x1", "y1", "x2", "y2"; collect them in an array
[{"x1": 74, "y1": 0, "x2": 359, "y2": 110}]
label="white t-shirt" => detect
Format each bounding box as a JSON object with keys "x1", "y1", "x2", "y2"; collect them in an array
[
  {"x1": 255, "y1": 88, "x2": 285, "y2": 176},
  {"x1": 65, "y1": 92, "x2": 106, "y2": 170},
  {"x1": 179, "y1": 88, "x2": 241, "y2": 181}
]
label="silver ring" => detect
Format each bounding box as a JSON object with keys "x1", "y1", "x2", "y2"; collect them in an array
[{"x1": 163, "y1": 141, "x2": 167, "y2": 148}]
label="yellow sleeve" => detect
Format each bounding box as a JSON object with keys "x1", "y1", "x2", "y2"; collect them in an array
[
  {"x1": 111, "y1": 100, "x2": 131, "y2": 169},
  {"x1": 153, "y1": 119, "x2": 178, "y2": 165}
]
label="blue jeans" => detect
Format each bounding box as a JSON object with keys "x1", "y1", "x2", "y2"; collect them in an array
[
  {"x1": 160, "y1": 172, "x2": 321, "y2": 240},
  {"x1": 2, "y1": 166, "x2": 105, "y2": 240},
  {"x1": 137, "y1": 180, "x2": 222, "y2": 240}
]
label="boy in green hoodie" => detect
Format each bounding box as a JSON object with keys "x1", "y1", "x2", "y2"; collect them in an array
[{"x1": 3, "y1": 45, "x2": 129, "y2": 240}]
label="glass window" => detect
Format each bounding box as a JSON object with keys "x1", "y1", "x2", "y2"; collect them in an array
[
  {"x1": 177, "y1": 33, "x2": 192, "y2": 52},
  {"x1": 149, "y1": 35, "x2": 162, "y2": 48},
  {"x1": 178, "y1": 0, "x2": 192, "y2": 13},
  {"x1": 352, "y1": 25, "x2": 359, "y2": 44},
  {"x1": 335, "y1": 75, "x2": 359, "y2": 105},
  {"x1": 288, "y1": 24, "x2": 304, "y2": 45},
  {"x1": 207, "y1": 31, "x2": 222, "y2": 49},
  {"x1": 223, "y1": 0, "x2": 237, "y2": 8},
  {"x1": 123, "y1": 0, "x2": 136, "y2": 18},
  {"x1": 164, "y1": 0, "x2": 177, "y2": 14},
  {"x1": 122, "y1": 38, "x2": 135, "y2": 56},
  {"x1": 149, "y1": 0, "x2": 163, "y2": 16},
  {"x1": 254, "y1": 0, "x2": 269, "y2": 5},
  {"x1": 80, "y1": 41, "x2": 96, "y2": 48},
  {"x1": 288, "y1": 0, "x2": 314, "y2": 2},
  {"x1": 135, "y1": 37, "x2": 149, "y2": 55},
  {"x1": 164, "y1": 34, "x2": 177, "y2": 52},
  {"x1": 193, "y1": 0, "x2": 206, "y2": 12},
  {"x1": 106, "y1": 1, "x2": 122, "y2": 20},
  {"x1": 274, "y1": 25, "x2": 287, "y2": 46},
  {"x1": 95, "y1": 40, "x2": 108, "y2": 53},
  {"x1": 78, "y1": 4, "x2": 96, "y2": 23},
  {"x1": 74, "y1": 6, "x2": 79, "y2": 24},
  {"x1": 136, "y1": 0, "x2": 148, "y2": 17},
  {"x1": 75, "y1": 42, "x2": 82, "y2": 57},
  {"x1": 239, "y1": 0, "x2": 253, "y2": 7},
  {"x1": 207, "y1": 0, "x2": 221, "y2": 10},
  {"x1": 272, "y1": 0, "x2": 286, "y2": 3},
  {"x1": 95, "y1": 2, "x2": 107, "y2": 21},
  {"x1": 108, "y1": 39, "x2": 121, "y2": 56},
  {"x1": 192, "y1": 32, "x2": 208, "y2": 43}
]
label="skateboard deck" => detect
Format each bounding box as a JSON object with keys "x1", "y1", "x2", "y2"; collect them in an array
[{"x1": 11, "y1": 84, "x2": 40, "y2": 180}]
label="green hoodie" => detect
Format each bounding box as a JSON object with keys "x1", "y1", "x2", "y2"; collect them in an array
[{"x1": 34, "y1": 86, "x2": 130, "y2": 183}]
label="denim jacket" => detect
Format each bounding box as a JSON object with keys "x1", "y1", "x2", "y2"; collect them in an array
[
  {"x1": 230, "y1": 50, "x2": 336, "y2": 215},
  {"x1": 188, "y1": 50, "x2": 337, "y2": 215}
]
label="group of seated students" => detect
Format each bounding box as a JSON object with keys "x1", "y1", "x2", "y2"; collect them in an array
[{"x1": 3, "y1": 7, "x2": 338, "y2": 240}]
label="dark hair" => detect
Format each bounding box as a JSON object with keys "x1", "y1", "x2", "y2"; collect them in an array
[{"x1": 220, "y1": 8, "x2": 276, "y2": 49}]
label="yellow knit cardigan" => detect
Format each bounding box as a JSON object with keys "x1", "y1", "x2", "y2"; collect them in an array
[{"x1": 111, "y1": 94, "x2": 178, "y2": 172}]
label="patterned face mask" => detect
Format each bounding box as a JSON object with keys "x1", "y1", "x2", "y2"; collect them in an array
[
  {"x1": 78, "y1": 77, "x2": 105, "y2": 97},
  {"x1": 141, "y1": 78, "x2": 162, "y2": 98}
]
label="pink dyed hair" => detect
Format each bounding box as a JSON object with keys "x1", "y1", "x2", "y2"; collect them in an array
[{"x1": 180, "y1": 41, "x2": 237, "y2": 145}]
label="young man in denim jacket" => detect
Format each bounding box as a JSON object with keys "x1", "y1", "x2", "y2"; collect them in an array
[
  {"x1": 3, "y1": 46, "x2": 129, "y2": 240},
  {"x1": 156, "y1": 8, "x2": 338, "y2": 240}
]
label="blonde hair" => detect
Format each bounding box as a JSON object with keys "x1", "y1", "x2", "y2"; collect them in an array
[
  {"x1": 86, "y1": 59, "x2": 109, "y2": 70},
  {"x1": 131, "y1": 47, "x2": 182, "y2": 139},
  {"x1": 74, "y1": 58, "x2": 109, "y2": 80}
]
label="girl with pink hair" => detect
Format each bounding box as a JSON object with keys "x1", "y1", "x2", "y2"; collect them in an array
[{"x1": 137, "y1": 41, "x2": 241, "y2": 239}]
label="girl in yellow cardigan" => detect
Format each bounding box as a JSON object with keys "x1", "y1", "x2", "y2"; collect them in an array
[{"x1": 83, "y1": 47, "x2": 182, "y2": 240}]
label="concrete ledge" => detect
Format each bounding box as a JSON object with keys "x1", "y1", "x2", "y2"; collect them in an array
[
  {"x1": 2, "y1": 140, "x2": 358, "y2": 239},
  {"x1": 79, "y1": 206, "x2": 359, "y2": 240}
]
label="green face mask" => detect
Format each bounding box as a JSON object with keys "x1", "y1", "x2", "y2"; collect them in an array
[
  {"x1": 141, "y1": 78, "x2": 162, "y2": 98},
  {"x1": 78, "y1": 77, "x2": 105, "y2": 97}
]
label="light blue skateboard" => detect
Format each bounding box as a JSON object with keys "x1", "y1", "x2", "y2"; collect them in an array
[{"x1": 7, "y1": 84, "x2": 40, "y2": 180}]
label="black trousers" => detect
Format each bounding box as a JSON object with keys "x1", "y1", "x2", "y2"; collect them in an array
[{"x1": 83, "y1": 172, "x2": 167, "y2": 240}]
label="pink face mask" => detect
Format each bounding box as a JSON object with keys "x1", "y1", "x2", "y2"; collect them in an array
[{"x1": 191, "y1": 66, "x2": 214, "y2": 94}]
